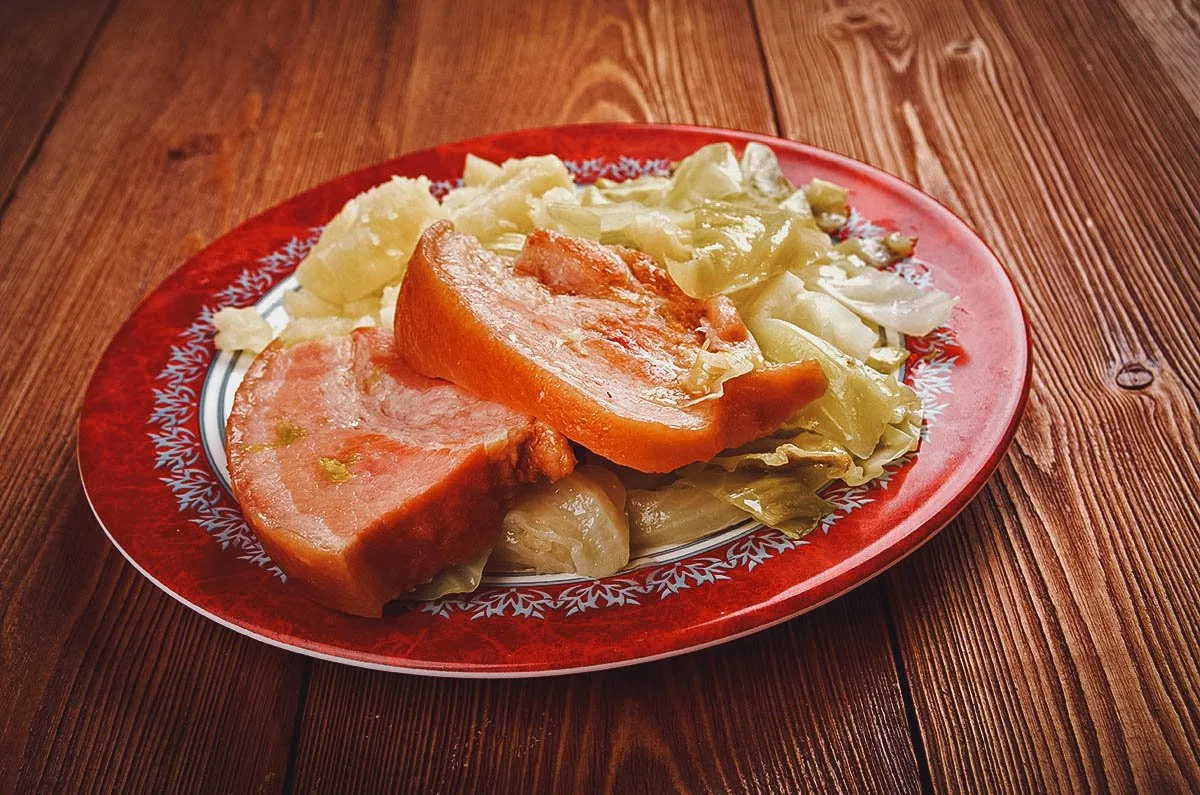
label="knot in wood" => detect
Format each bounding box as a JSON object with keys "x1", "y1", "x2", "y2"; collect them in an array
[{"x1": 1115, "y1": 362, "x2": 1154, "y2": 390}]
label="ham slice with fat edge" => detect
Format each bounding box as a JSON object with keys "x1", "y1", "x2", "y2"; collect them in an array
[
  {"x1": 226, "y1": 327, "x2": 575, "y2": 616},
  {"x1": 393, "y1": 223, "x2": 826, "y2": 472}
]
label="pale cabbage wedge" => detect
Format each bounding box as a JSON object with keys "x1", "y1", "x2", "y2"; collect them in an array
[
  {"x1": 295, "y1": 175, "x2": 446, "y2": 305},
  {"x1": 627, "y1": 481, "x2": 749, "y2": 554},
  {"x1": 488, "y1": 466, "x2": 630, "y2": 578},
  {"x1": 442, "y1": 154, "x2": 574, "y2": 242},
  {"x1": 212, "y1": 307, "x2": 273, "y2": 354},
  {"x1": 405, "y1": 548, "x2": 491, "y2": 601}
]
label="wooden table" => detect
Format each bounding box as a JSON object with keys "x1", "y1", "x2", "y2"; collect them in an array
[{"x1": 2, "y1": 0, "x2": 1197, "y2": 791}]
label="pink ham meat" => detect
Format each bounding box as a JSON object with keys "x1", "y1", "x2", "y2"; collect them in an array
[
  {"x1": 226, "y1": 327, "x2": 575, "y2": 616},
  {"x1": 393, "y1": 224, "x2": 826, "y2": 472}
]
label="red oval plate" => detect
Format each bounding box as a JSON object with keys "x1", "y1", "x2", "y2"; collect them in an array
[{"x1": 79, "y1": 123, "x2": 1030, "y2": 676}]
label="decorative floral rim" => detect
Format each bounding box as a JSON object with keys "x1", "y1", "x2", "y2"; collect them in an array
[{"x1": 147, "y1": 157, "x2": 960, "y2": 620}]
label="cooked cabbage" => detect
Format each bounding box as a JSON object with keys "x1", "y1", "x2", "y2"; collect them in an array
[
  {"x1": 627, "y1": 481, "x2": 749, "y2": 554},
  {"x1": 746, "y1": 272, "x2": 878, "y2": 361},
  {"x1": 445, "y1": 154, "x2": 574, "y2": 242},
  {"x1": 488, "y1": 465, "x2": 629, "y2": 578},
  {"x1": 678, "y1": 343, "x2": 761, "y2": 404},
  {"x1": 462, "y1": 153, "x2": 501, "y2": 187},
  {"x1": 665, "y1": 143, "x2": 744, "y2": 208},
  {"x1": 739, "y1": 141, "x2": 795, "y2": 204},
  {"x1": 681, "y1": 466, "x2": 834, "y2": 539},
  {"x1": 589, "y1": 202, "x2": 693, "y2": 263},
  {"x1": 590, "y1": 175, "x2": 673, "y2": 205},
  {"x1": 748, "y1": 317, "x2": 921, "y2": 483},
  {"x1": 706, "y1": 430, "x2": 854, "y2": 474},
  {"x1": 295, "y1": 176, "x2": 446, "y2": 304},
  {"x1": 866, "y1": 345, "x2": 910, "y2": 374},
  {"x1": 213, "y1": 307, "x2": 273, "y2": 353},
  {"x1": 806, "y1": 254, "x2": 956, "y2": 337},
  {"x1": 667, "y1": 203, "x2": 830, "y2": 298},
  {"x1": 529, "y1": 186, "x2": 602, "y2": 240},
  {"x1": 679, "y1": 431, "x2": 858, "y2": 538},
  {"x1": 804, "y1": 178, "x2": 850, "y2": 233},
  {"x1": 214, "y1": 142, "x2": 956, "y2": 569},
  {"x1": 281, "y1": 288, "x2": 339, "y2": 319},
  {"x1": 406, "y1": 548, "x2": 491, "y2": 600},
  {"x1": 377, "y1": 284, "x2": 401, "y2": 329}
]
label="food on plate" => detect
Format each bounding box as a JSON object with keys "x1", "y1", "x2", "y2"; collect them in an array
[
  {"x1": 213, "y1": 307, "x2": 274, "y2": 353},
  {"x1": 626, "y1": 480, "x2": 749, "y2": 553},
  {"x1": 216, "y1": 141, "x2": 958, "y2": 614},
  {"x1": 393, "y1": 223, "x2": 826, "y2": 472},
  {"x1": 225, "y1": 327, "x2": 574, "y2": 616},
  {"x1": 489, "y1": 465, "x2": 630, "y2": 577},
  {"x1": 294, "y1": 176, "x2": 446, "y2": 306}
]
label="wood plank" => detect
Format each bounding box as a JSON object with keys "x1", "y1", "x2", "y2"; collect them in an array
[
  {"x1": 1115, "y1": 0, "x2": 1200, "y2": 117},
  {"x1": 0, "y1": 0, "x2": 113, "y2": 208},
  {"x1": 283, "y1": 0, "x2": 920, "y2": 792},
  {"x1": 294, "y1": 585, "x2": 918, "y2": 794},
  {"x1": 0, "y1": 0, "x2": 920, "y2": 793},
  {"x1": 752, "y1": 0, "x2": 1200, "y2": 790},
  {"x1": 2, "y1": 491, "x2": 302, "y2": 793}
]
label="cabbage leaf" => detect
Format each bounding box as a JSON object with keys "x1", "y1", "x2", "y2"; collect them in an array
[
  {"x1": 627, "y1": 481, "x2": 750, "y2": 553},
  {"x1": 668, "y1": 203, "x2": 830, "y2": 297},
  {"x1": 806, "y1": 255, "x2": 956, "y2": 337},
  {"x1": 488, "y1": 466, "x2": 629, "y2": 578},
  {"x1": 745, "y1": 272, "x2": 878, "y2": 361},
  {"x1": 406, "y1": 547, "x2": 491, "y2": 600},
  {"x1": 748, "y1": 317, "x2": 922, "y2": 483},
  {"x1": 681, "y1": 466, "x2": 834, "y2": 539}
]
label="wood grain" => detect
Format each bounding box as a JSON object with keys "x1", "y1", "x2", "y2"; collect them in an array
[
  {"x1": 1116, "y1": 0, "x2": 1200, "y2": 117},
  {"x1": 0, "y1": 0, "x2": 113, "y2": 207},
  {"x1": 752, "y1": 0, "x2": 1200, "y2": 789},
  {"x1": 0, "y1": 0, "x2": 921, "y2": 792},
  {"x1": 293, "y1": 585, "x2": 919, "y2": 795}
]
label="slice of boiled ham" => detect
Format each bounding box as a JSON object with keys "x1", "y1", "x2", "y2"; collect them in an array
[
  {"x1": 226, "y1": 327, "x2": 575, "y2": 616},
  {"x1": 393, "y1": 223, "x2": 826, "y2": 472}
]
